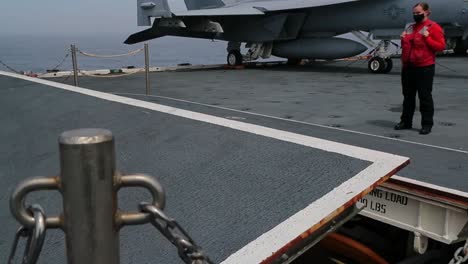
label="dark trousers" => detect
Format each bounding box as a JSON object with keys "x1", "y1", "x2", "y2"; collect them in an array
[{"x1": 401, "y1": 65, "x2": 435, "y2": 128}]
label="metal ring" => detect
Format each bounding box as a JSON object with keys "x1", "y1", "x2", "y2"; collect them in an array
[
  {"x1": 7, "y1": 226, "x2": 29, "y2": 264},
  {"x1": 10, "y1": 177, "x2": 61, "y2": 228},
  {"x1": 116, "y1": 174, "x2": 166, "y2": 227},
  {"x1": 24, "y1": 205, "x2": 47, "y2": 264}
]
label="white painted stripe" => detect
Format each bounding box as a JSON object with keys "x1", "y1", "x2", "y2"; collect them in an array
[
  {"x1": 391, "y1": 175, "x2": 468, "y2": 199},
  {"x1": 222, "y1": 162, "x2": 400, "y2": 264},
  {"x1": 115, "y1": 92, "x2": 468, "y2": 155},
  {"x1": 0, "y1": 71, "x2": 408, "y2": 263},
  {"x1": 0, "y1": 71, "x2": 404, "y2": 164},
  {"x1": 115, "y1": 93, "x2": 468, "y2": 201}
]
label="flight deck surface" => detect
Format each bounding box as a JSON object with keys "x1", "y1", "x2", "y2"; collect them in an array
[
  {"x1": 52, "y1": 57, "x2": 468, "y2": 199},
  {"x1": 0, "y1": 72, "x2": 408, "y2": 263},
  {"x1": 0, "y1": 56, "x2": 466, "y2": 263}
]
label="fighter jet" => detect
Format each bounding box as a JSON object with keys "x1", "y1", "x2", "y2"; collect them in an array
[{"x1": 125, "y1": 0, "x2": 468, "y2": 73}]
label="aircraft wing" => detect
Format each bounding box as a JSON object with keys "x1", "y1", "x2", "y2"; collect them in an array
[
  {"x1": 174, "y1": 0, "x2": 360, "y2": 16},
  {"x1": 127, "y1": 0, "x2": 360, "y2": 44}
]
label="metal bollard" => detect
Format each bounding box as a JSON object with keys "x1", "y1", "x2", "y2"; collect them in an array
[
  {"x1": 59, "y1": 128, "x2": 119, "y2": 264},
  {"x1": 9, "y1": 128, "x2": 166, "y2": 264},
  {"x1": 71, "y1": 44, "x2": 79, "y2": 87},
  {"x1": 144, "y1": 43, "x2": 151, "y2": 95}
]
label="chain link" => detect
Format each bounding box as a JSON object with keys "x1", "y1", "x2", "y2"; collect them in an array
[
  {"x1": 449, "y1": 239, "x2": 468, "y2": 264},
  {"x1": 2, "y1": 49, "x2": 70, "y2": 76},
  {"x1": 140, "y1": 202, "x2": 214, "y2": 264},
  {"x1": 0, "y1": 58, "x2": 21, "y2": 74},
  {"x1": 8, "y1": 205, "x2": 47, "y2": 264},
  {"x1": 46, "y1": 51, "x2": 70, "y2": 73}
]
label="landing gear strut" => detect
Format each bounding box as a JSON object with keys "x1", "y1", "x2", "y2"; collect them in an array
[
  {"x1": 350, "y1": 32, "x2": 398, "y2": 74},
  {"x1": 226, "y1": 42, "x2": 273, "y2": 66},
  {"x1": 367, "y1": 40, "x2": 397, "y2": 74}
]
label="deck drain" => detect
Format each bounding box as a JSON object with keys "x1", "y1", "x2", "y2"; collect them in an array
[
  {"x1": 240, "y1": 107, "x2": 251, "y2": 111},
  {"x1": 439, "y1": 121, "x2": 456, "y2": 127},
  {"x1": 328, "y1": 115, "x2": 342, "y2": 118},
  {"x1": 328, "y1": 124, "x2": 342, "y2": 128},
  {"x1": 211, "y1": 102, "x2": 220, "y2": 106},
  {"x1": 283, "y1": 115, "x2": 294, "y2": 119},
  {"x1": 385, "y1": 133, "x2": 402, "y2": 139}
]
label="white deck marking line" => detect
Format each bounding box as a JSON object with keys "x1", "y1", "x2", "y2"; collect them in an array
[
  {"x1": 1, "y1": 71, "x2": 408, "y2": 263},
  {"x1": 391, "y1": 175, "x2": 468, "y2": 199},
  {"x1": 111, "y1": 93, "x2": 468, "y2": 199},
  {"x1": 114, "y1": 92, "x2": 468, "y2": 155},
  {"x1": 109, "y1": 93, "x2": 468, "y2": 198}
]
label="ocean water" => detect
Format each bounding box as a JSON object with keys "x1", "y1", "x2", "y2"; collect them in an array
[
  {"x1": 0, "y1": 34, "x2": 231, "y2": 73},
  {"x1": 0, "y1": 33, "x2": 372, "y2": 74}
]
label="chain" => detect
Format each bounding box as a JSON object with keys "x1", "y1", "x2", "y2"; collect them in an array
[
  {"x1": 139, "y1": 202, "x2": 214, "y2": 264},
  {"x1": 47, "y1": 51, "x2": 70, "y2": 72},
  {"x1": 2, "y1": 49, "x2": 70, "y2": 76},
  {"x1": 79, "y1": 69, "x2": 143, "y2": 78},
  {"x1": 0, "y1": 58, "x2": 21, "y2": 74},
  {"x1": 449, "y1": 239, "x2": 468, "y2": 264},
  {"x1": 8, "y1": 205, "x2": 47, "y2": 264},
  {"x1": 36, "y1": 51, "x2": 71, "y2": 77}
]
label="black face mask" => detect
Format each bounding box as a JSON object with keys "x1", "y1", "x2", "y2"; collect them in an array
[{"x1": 413, "y1": 14, "x2": 425, "y2": 23}]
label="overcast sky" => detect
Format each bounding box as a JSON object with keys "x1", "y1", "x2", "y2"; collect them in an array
[{"x1": 0, "y1": 0, "x2": 186, "y2": 36}]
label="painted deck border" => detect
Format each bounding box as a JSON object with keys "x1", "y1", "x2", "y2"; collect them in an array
[{"x1": 1, "y1": 71, "x2": 409, "y2": 263}]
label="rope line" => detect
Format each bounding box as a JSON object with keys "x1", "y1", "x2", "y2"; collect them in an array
[
  {"x1": 79, "y1": 70, "x2": 144, "y2": 78},
  {"x1": 77, "y1": 48, "x2": 144, "y2": 58}
]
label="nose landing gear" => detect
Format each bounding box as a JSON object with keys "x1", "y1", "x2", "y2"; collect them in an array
[
  {"x1": 368, "y1": 57, "x2": 393, "y2": 74},
  {"x1": 227, "y1": 50, "x2": 243, "y2": 66}
]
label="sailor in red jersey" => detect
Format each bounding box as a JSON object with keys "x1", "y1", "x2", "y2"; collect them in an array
[{"x1": 395, "y1": 2, "x2": 446, "y2": 135}]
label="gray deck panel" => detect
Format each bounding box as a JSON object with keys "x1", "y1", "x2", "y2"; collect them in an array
[
  {"x1": 0, "y1": 76, "x2": 372, "y2": 263},
  {"x1": 122, "y1": 94, "x2": 468, "y2": 194},
  {"x1": 50, "y1": 57, "x2": 468, "y2": 194}
]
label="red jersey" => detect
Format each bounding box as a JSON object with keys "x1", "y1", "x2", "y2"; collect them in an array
[{"x1": 401, "y1": 19, "x2": 446, "y2": 68}]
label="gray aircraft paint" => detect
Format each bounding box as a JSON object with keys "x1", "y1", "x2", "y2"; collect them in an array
[
  {"x1": 300, "y1": 0, "x2": 467, "y2": 35},
  {"x1": 184, "y1": 0, "x2": 225, "y2": 10},
  {"x1": 126, "y1": 0, "x2": 468, "y2": 59}
]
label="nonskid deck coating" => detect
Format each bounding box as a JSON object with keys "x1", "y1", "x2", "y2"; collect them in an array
[
  {"x1": 51, "y1": 57, "x2": 468, "y2": 196},
  {"x1": 0, "y1": 73, "x2": 408, "y2": 263}
]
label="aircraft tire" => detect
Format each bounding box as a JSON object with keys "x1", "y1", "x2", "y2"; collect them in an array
[
  {"x1": 368, "y1": 57, "x2": 386, "y2": 74},
  {"x1": 227, "y1": 50, "x2": 243, "y2": 66},
  {"x1": 382, "y1": 58, "x2": 393, "y2": 73},
  {"x1": 287, "y1": 58, "x2": 302, "y2": 65},
  {"x1": 453, "y1": 38, "x2": 468, "y2": 56}
]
